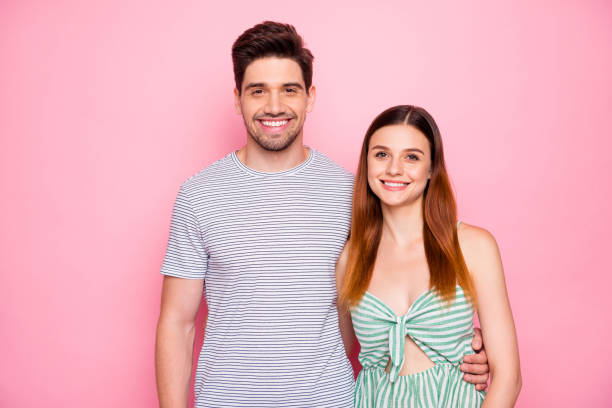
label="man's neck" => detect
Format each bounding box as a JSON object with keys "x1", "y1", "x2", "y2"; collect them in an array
[{"x1": 235, "y1": 138, "x2": 310, "y2": 173}]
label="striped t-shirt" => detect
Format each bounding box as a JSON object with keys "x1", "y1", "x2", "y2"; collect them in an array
[{"x1": 161, "y1": 148, "x2": 355, "y2": 407}]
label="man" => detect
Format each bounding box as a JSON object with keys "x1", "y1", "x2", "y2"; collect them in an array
[{"x1": 155, "y1": 21, "x2": 489, "y2": 407}]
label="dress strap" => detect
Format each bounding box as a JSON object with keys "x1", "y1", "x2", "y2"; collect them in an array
[{"x1": 456, "y1": 220, "x2": 461, "y2": 228}]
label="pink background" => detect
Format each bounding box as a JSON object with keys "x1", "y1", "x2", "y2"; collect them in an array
[{"x1": 1, "y1": 0, "x2": 611, "y2": 406}]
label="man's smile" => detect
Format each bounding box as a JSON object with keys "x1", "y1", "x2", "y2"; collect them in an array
[{"x1": 257, "y1": 117, "x2": 293, "y2": 133}]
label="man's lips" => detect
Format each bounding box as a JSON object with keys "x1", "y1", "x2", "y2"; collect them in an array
[
  {"x1": 257, "y1": 118, "x2": 293, "y2": 133},
  {"x1": 380, "y1": 179, "x2": 410, "y2": 191}
]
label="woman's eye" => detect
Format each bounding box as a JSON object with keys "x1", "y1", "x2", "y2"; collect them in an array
[
  {"x1": 407, "y1": 154, "x2": 419, "y2": 161},
  {"x1": 375, "y1": 151, "x2": 388, "y2": 158}
]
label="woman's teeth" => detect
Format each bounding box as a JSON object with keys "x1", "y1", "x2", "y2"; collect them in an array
[{"x1": 382, "y1": 181, "x2": 408, "y2": 187}]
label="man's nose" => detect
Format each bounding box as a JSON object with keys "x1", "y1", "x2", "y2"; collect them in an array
[{"x1": 264, "y1": 92, "x2": 283, "y2": 115}]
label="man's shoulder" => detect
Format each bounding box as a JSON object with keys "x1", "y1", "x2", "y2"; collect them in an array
[
  {"x1": 180, "y1": 152, "x2": 235, "y2": 193},
  {"x1": 310, "y1": 149, "x2": 355, "y2": 183}
]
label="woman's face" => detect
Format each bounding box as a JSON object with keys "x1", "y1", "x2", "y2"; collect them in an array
[{"x1": 367, "y1": 124, "x2": 432, "y2": 208}]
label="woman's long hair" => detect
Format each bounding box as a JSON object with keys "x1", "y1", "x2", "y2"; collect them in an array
[{"x1": 339, "y1": 105, "x2": 476, "y2": 308}]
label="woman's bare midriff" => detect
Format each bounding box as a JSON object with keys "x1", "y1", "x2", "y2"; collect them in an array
[{"x1": 385, "y1": 334, "x2": 436, "y2": 376}]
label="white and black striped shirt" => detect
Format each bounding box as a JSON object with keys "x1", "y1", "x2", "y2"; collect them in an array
[{"x1": 161, "y1": 148, "x2": 355, "y2": 407}]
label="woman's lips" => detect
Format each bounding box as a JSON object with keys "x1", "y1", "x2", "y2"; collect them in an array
[{"x1": 380, "y1": 179, "x2": 410, "y2": 191}]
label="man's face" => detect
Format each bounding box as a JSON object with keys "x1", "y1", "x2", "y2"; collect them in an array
[{"x1": 234, "y1": 57, "x2": 316, "y2": 151}]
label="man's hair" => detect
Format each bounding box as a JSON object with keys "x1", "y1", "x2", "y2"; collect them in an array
[{"x1": 232, "y1": 21, "x2": 314, "y2": 94}]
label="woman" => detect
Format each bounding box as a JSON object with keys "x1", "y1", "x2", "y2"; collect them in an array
[{"x1": 337, "y1": 105, "x2": 521, "y2": 407}]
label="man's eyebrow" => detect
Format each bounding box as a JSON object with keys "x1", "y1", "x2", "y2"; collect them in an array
[
  {"x1": 370, "y1": 145, "x2": 425, "y2": 154},
  {"x1": 243, "y1": 82, "x2": 305, "y2": 91},
  {"x1": 283, "y1": 82, "x2": 304, "y2": 89},
  {"x1": 244, "y1": 82, "x2": 265, "y2": 91}
]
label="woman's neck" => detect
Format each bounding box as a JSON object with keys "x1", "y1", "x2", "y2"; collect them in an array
[{"x1": 380, "y1": 197, "x2": 424, "y2": 248}]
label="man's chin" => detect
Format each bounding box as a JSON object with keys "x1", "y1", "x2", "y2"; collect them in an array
[
  {"x1": 258, "y1": 142, "x2": 293, "y2": 152},
  {"x1": 252, "y1": 132, "x2": 299, "y2": 152}
]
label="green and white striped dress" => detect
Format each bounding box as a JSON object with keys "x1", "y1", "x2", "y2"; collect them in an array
[{"x1": 351, "y1": 285, "x2": 485, "y2": 407}]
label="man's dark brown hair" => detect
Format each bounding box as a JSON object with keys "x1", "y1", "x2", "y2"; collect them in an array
[{"x1": 232, "y1": 21, "x2": 314, "y2": 94}]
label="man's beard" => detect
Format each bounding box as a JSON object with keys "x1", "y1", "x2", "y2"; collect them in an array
[{"x1": 248, "y1": 127, "x2": 301, "y2": 152}]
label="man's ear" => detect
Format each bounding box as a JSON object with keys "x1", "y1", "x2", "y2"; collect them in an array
[
  {"x1": 305, "y1": 85, "x2": 316, "y2": 113},
  {"x1": 234, "y1": 88, "x2": 242, "y2": 115}
]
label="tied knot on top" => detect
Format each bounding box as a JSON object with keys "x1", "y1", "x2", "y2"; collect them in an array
[{"x1": 387, "y1": 315, "x2": 408, "y2": 383}]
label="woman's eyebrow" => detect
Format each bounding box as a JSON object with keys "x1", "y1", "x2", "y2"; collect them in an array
[{"x1": 370, "y1": 145, "x2": 424, "y2": 155}]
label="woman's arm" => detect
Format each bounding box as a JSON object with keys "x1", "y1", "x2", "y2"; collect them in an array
[
  {"x1": 335, "y1": 243, "x2": 357, "y2": 357},
  {"x1": 459, "y1": 224, "x2": 522, "y2": 407}
]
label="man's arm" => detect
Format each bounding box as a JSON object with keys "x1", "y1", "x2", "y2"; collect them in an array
[
  {"x1": 461, "y1": 327, "x2": 490, "y2": 391},
  {"x1": 335, "y1": 243, "x2": 357, "y2": 357},
  {"x1": 155, "y1": 276, "x2": 204, "y2": 408}
]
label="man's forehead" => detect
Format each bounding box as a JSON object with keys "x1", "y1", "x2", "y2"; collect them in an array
[{"x1": 242, "y1": 57, "x2": 305, "y2": 87}]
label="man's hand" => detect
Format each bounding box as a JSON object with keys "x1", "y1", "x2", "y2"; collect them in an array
[{"x1": 460, "y1": 328, "x2": 490, "y2": 391}]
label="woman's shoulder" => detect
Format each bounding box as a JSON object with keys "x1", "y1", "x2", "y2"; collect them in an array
[
  {"x1": 457, "y1": 222, "x2": 502, "y2": 275},
  {"x1": 458, "y1": 222, "x2": 498, "y2": 250}
]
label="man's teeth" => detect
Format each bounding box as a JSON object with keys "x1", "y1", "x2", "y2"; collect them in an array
[
  {"x1": 261, "y1": 120, "x2": 288, "y2": 127},
  {"x1": 382, "y1": 181, "x2": 408, "y2": 187}
]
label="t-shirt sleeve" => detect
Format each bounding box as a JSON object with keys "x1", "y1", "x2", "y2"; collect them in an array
[{"x1": 160, "y1": 185, "x2": 208, "y2": 279}]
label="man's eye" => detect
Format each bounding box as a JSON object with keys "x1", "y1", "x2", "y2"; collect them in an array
[
  {"x1": 286, "y1": 88, "x2": 297, "y2": 94},
  {"x1": 251, "y1": 89, "x2": 264, "y2": 95}
]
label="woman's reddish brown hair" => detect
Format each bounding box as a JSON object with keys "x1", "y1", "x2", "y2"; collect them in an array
[{"x1": 339, "y1": 105, "x2": 476, "y2": 308}]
